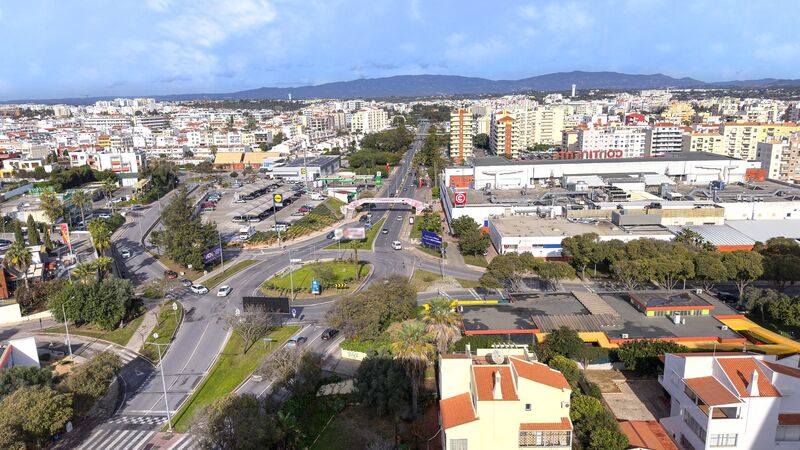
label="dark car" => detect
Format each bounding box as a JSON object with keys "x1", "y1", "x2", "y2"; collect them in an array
[
  {"x1": 717, "y1": 292, "x2": 738, "y2": 303},
  {"x1": 321, "y1": 328, "x2": 339, "y2": 340},
  {"x1": 164, "y1": 270, "x2": 178, "y2": 279},
  {"x1": 180, "y1": 278, "x2": 192, "y2": 287},
  {"x1": 326, "y1": 231, "x2": 335, "y2": 239}
]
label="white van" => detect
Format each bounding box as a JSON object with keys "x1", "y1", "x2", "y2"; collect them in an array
[
  {"x1": 391, "y1": 241, "x2": 402, "y2": 250},
  {"x1": 310, "y1": 192, "x2": 325, "y2": 200}
]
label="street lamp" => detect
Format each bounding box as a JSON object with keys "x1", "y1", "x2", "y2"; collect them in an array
[
  {"x1": 62, "y1": 302, "x2": 73, "y2": 357},
  {"x1": 149, "y1": 332, "x2": 173, "y2": 432}
]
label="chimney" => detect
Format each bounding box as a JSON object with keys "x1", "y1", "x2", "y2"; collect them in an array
[
  {"x1": 749, "y1": 369, "x2": 760, "y2": 397},
  {"x1": 493, "y1": 370, "x2": 503, "y2": 400}
]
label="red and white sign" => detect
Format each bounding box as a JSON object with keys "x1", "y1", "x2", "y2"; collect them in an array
[
  {"x1": 59, "y1": 223, "x2": 72, "y2": 249},
  {"x1": 454, "y1": 192, "x2": 467, "y2": 206}
]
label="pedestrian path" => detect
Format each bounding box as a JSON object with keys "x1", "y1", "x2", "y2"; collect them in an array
[
  {"x1": 125, "y1": 307, "x2": 159, "y2": 352},
  {"x1": 79, "y1": 423, "x2": 196, "y2": 450}
]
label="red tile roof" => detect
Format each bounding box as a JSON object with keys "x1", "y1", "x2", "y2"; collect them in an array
[
  {"x1": 472, "y1": 366, "x2": 518, "y2": 401},
  {"x1": 718, "y1": 357, "x2": 780, "y2": 397},
  {"x1": 509, "y1": 357, "x2": 571, "y2": 390},
  {"x1": 779, "y1": 413, "x2": 800, "y2": 426},
  {"x1": 618, "y1": 420, "x2": 678, "y2": 450},
  {"x1": 685, "y1": 377, "x2": 741, "y2": 406},
  {"x1": 520, "y1": 417, "x2": 572, "y2": 431},
  {"x1": 763, "y1": 361, "x2": 800, "y2": 379},
  {"x1": 440, "y1": 393, "x2": 478, "y2": 430}
]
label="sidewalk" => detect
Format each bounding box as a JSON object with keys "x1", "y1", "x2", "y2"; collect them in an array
[{"x1": 124, "y1": 306, "x2": 159, "y2": 352}]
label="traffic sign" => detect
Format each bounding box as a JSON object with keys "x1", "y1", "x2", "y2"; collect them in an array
[
  {"x1": 291, "y1": 308, "x2": 297, "y2": 318},
  {"x1": 273, "y1": 193, "x2": 283, "y2": 204},
  {"x1": 311, "y1": 279, "x2": 320, "y2": 295},
  {"x1": 454, "y1": 192, "x2": 467, "y2": 205},
  {"x1": 421, "y1": 230, "x2": 443, "y2": 244}
]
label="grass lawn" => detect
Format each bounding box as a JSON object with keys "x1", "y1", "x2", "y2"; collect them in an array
[
  {"x1": 456, "y1": 277, "x2": 481, "y2": 289},
  {"x1": 44, "y1": 314, "x2": 145, "y2": 347},
  {"x1": 150, "y1": 254, "x2": 203, "y2": 280},
  {"x1": 411, "y1": 268, "x2": 443, "y2": 292},
  {"x1": 139, "y1": 302, "x2": 184, "y2": 362},
  {"x1": 463, "y1": 254, "x2": 488, "y2": 268},
  {"x1": 260, "y1": 260, "x2": 370, "y2": 299},
  {"x1": 324, "y1": 218, "x2": 386, "y2": 251},
  {"x1": 170, "y1": 325, "x2": 299, "y2": 432},
  {"x1": 418, "y1": 245, "x2": 444, "y2": 258},
  {"x1": 203, "y1": 259, "x2": 258, "y2": 289},
  {"x1": 309, "y1": 404, "x2": 395, "y2": 450}
]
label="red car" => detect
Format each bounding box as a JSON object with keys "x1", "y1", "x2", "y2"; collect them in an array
[
  {"x1": 298, "y1": 207, "x2": 311, "y2": 213},
  {"x1": 164, "y1": 270, "x2": 178, "y2": 279}
]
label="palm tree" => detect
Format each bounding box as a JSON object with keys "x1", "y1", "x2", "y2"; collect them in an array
[
  {"x1": 275, "y1": 411, "x2": 304, "y2": 450},
  {"x1": 88, "y1": 219, "x2": 111, "y2": 256},
  {"x1": 390, "y1": 320, "x2": 434, "y2": 419},
  {"x1": 5, "y1": 240, "x2": 32, "y2": 288},
  {"x1": 73, "y1": 262, "x2": 97, "y2": 284},
  {"x1": 71, "y1": 190, "x2": 91, "y2": 228},
  {"x1": 101, "y1": 178, "x2": 117, "y2": 211},
  {"x1": 94, "y1": 256, "x2": 113, "y2": 280},
  {"x1": 421, "y1": 297, "x2": 462, "y2": 354}
]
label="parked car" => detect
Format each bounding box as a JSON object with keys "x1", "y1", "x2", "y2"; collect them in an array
[
  {"x1": 287, "y1": 336, "x2": 308, "y2": 347},
  {"x1": 321, "y1": 328, "x2": 339, "y2": 340},
  {"x1": 298, "y1": 207, "x2": 311, "y2": 213},
  {"x1": 326, "y1": 231, "x2": 336, "y2": 239},
  {"x1": 234, "y1": 199, "x2": 247, "y2": 203},
  {"x1": 291, "y1": 211, "x2": 306, "y2": 216},
  {"x1": 98, "y1": 213, "x2": 112, "y2": 219},
  {"x1": 0, "y1": 239, "x2": 12, "y2": 249},
  {"x1": 164, "y1": 270, "x2": 178, "y2": 279},
  {"x1": 217, "y1": 285, "x2": 232, "y2": 297},
  {"x1": 396, "y1": 215, "x2": 402, "y2": 221},
  {"x1": 120, "y1": 249, "x2": 132, "y2": 258},
  {"x1": 190, "y1": 284, "x2": 209, "y2": 294},
  {"x1": 180, "y1": 278, "x2": 192, "y2": 287}
]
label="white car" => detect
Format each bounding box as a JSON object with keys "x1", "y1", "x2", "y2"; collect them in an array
[
  {"x1": 98, "y1": 213, "x2": 112, "y2": 219},
  {"x1": 190, "y1": 285, "x2": 209, "y2": 294},
  {"x1": 120, "y1": 249, "x2": 131, "y2": 258},
  {"x1": 217, "y1": 285, "x2": 232, "y2": 297},
  {"x1": 391, "y1": 241, "x2": 402, "y2": 250}
]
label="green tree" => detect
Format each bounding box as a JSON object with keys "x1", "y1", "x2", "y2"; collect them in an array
[
  {"x1": 474, "y1": 133, "x2": 489, "y2": 149},
  {"x1": 743, "y1": 287, "x2": 788, "y2": 322},
  {"x1": 88, "y1": 218, "x2": 111, "y2": 256},
  {"x1": 67, "y1": 351, "x2": 122, "y2": 400},
  {"x1": 12, "y1": 220, "x2": 24, "y2": 244},
  {"x1": 722, "y1": 251, "x2": 764, "y2": 301},
  {"x1": 312, "y1": 264, "x2": 337, "y2": 288},
  {"x1": 390, "y1": 321, "x2": 434, "y2": 419},
  {"x1": 224, "y1": 305, "x2": 276, "y2": 354},
  {"x1": 41, "y1": 224, "x2": 54, "y2": 252},
  {"x1": 542, "y1": 326, "x2": 583, "y2": 360},
  {"x1": 651, "y1": 254, "x2": 694, "y2": 290},
  {"x1": 611, "y1": 259, "x2": 653, "y2": 291},
  {"x1": 536, "y1": 261, "x2": 576, "y2": 291},
  {"x1": 0, "y1": 387, "x2": 72, "y2": 447},
  {"x1": 101, "y1": 178, "x2": 118, "y2": 210},
  {"x1": 259, "y1": 348, "x2": 321, "y2": 398},
  {"x1": 458, "y1": 229, "x2": 490, "y2": 256},
  {"x1": 561, "y1": 233, "x2": 600, "y2": 278},
  {"x1": 47, "y1": 278, "x2": 138, "y2": 330},
  {"x1": 12, "y1": 279, "x2": 64, "y2": 315},
  {"x1": 450, "y1": 216, "x2": 480, "y2": 237},
  {"x1": 547, "y1": 355, "x2": 580, "y2": 390},
  {"x1": 25, "y1": 215, "x2": 40, "y2": 246},
  {"x1": 70, "y1": 190, "x2": 91, "y2": 228},
  {"x1": 192, "y1": 393, "x2": 276, "y2": 450},
  {"x1": 693, "y1": 251, "x2": 728, "y2": 291},
  {"x1": 616, "y1": 340, "x2": 689, "y2": 375},
  {"x1": 39, "y1": 191, "x2": 63, "y2": 224},
  {"x1": 5, "y1": 240, "x2": 32, "y2": 288},
  {"x1": 421, "y1": 297, "x2": 462, "y2": 353},
  {"x1": 589, "y1": 427, "x2": 629, "y2": 450},
  {"x1": 416, "y1": 208, "x2": 442, "y2": 234},
  {"x1": 0, "y1": 367, "x2": 53, "y2": 401},
  {"x1": 327, "y1": 275, "x2": 417, "y2": 340},
  {"x1": 73, "y1": 262, "x2": 98, "y2": 284},
  {"x1": 354, "y1": 353, "x2": 411, "y2": 417},
  {"x1": 159, "y1": 188, "x2": 218, "y2": 269}
]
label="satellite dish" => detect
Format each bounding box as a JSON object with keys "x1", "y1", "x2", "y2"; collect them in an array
[{"x1": 490, "y1": 349, "x2": 505, "y2": 365}]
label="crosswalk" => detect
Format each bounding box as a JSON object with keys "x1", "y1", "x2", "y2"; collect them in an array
[{"x1": 80, "y1": 427, "x2": 196, "y2": 450}]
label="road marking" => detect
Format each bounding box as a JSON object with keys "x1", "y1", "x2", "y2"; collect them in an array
[{"x1": 469, "y1": 289, "x2": 480, "y2": 299}]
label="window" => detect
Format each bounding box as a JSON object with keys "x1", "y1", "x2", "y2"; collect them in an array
[
  {"x1": 525, "y1": 404, "x2": 532, "y2": 412},
  {"x1": 449, "y1": 438, "x2": 468, "y2": 450},
  {"x1": 683, "y1": 412, "x2": 706, "y2": 441},
  {"x1": 709, "y1": 434, "x2": 737, "y2": 447},
  {"x1": 519, "y1": 431, "x2": 571, "y2": 447},
  {"x1": 777, "y1": 425, "x2": 800, "y2": 442}
]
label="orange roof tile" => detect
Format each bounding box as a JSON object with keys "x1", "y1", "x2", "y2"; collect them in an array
[
  {"x1": 440, "y1": 393, "x2": 477, "y2": 429},
  {"x1": 764, "y1": 361, "x2": 800, "y2": 379},
  {"x1": 472, "y1": 366, "x2": 518, "y2": 401},
  {"x1": 685, "y1": 377, "x2": 741, "y2": 406},
  {"x1": 718, "y1": 357, "x2": 780, "y2": 398},
  {"x1": 520, "y1": 417, "x2": 572, "y2": 431},
  {"x1": 618, "y1": 420, "x2": 678, "y2": 450},
  {"x1": 779, "y1": 413, "x2": 800, "y2": 425},
  {"x1": 509, "y1": 357, "x2": 571, "y2": 391}
]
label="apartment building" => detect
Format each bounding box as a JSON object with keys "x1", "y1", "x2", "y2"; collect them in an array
[
  {"x1": 133, "y1": 115, "x2": 169, "y2": 130},
  {"x1": 756, "y1": 136, "x2": 800, "y2": 183},
  {"x1": 577, "y1": 126, "x2": 646, "y2": 158},
  {"x1": 490, "y1": 110, "x2": 522, "y2": 159},
  {"x1": 646, "y1": 123, "x2": 684, "y2": 156},
  {"x1": 721, "y1": 122, "x2": 800, "y2": 160},
  {"x1": 82, "y1": 116, "x2": 131, "y2": 130},
  {"x1": 450, "y1": 108, "x2": 474, "y2": 163},
  {"x1": 350, "y1": 108, "x2": 388, "y2": 134},
  {"x1": 682, "y1": 131, "x2": 725, "y2": 155},
  {"x1": 660, "y1": 352, "x2": 800, "y2": 450},
  {"x1": 439, "y1": 347, "x2": 572, "y2": 450}
]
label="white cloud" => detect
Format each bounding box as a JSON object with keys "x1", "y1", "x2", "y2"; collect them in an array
[
  {"x1": 145, "y1": 0, "x2": 172, "y2": 12},
  {"x1": 161, "y1": 0, "x2": 277, "y2": 47},
  {"x1": 519, "y1": 1, "x2": 593, "y2": 32},
  {"x1": 520, "y1": 5, "x2": 539, "y2": 19},
  {"x1": 445, "y1": 34, "x2": 505, "y2": 62},
  {"x1": 409, "y1": 0, "x2": 422, "y2": 21}
]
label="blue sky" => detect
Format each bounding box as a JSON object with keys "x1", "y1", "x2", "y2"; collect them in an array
[{"x1": 1, "y1": 0, "x2": 798, "y2": 100}]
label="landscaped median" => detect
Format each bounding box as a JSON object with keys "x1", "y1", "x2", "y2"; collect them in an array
[
  {"x1": 169, "y1": 325, "x2": 299, "y2": 432},
  {"x1": 323, "y1": 218, "x2": 386, "y2": 251},
  {"x1": 139, "y1": 301, "x2": 184, "y2": 362},
  {"x1": 44, "y1": 314, "x2": 145, "y2": 347},
  {"x1": 259, "y1": 260, "x2": 371, "y2": 299},
  {"x1": 203, "y1": 259, "x2": 258, "y2": 289}
]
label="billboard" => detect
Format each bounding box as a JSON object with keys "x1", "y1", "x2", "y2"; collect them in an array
[
  {"x1": 421, "y1": 230, "x2": 443, "y2": 248},
  {"x1": 59, "y1": 223, "x2": 71, "y2": 249},
  {"x1": 311, "y1": 279, "x2": 320, "y2": 295},
  {"x1": 202, "y1": 246, "x2": 222, "y2": 264},
  {"x1": 335, "y1": 227, "x2": 366, "y2": 240}
]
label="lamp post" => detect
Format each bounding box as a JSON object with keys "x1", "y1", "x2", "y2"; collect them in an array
[
  {"x1": 149, "y1": 333, "x2": 173, "y2": 432},
  {"x1": 218, "y1": 231, "x2": 225, "y2": 272},
  {"x1": 62, "y1": 302, "x2": 73, "y2": 357}
]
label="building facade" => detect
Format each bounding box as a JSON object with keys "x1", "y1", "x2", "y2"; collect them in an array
[
  {"x1": 646, "y1": 123, "x2": 684, "y2": 156},
  {"x1": 756, "y1": 137, "x2": 800, "y2": 183},
  {"x1": 450, "y1": 108, "x2": 474, "y2": 163}
]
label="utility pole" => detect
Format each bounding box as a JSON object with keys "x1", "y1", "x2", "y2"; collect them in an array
[
  {"x1": 62, "y1": 303, "x2": 73, "y2": 357},
  {"x1": 149, "y1": 334, "x2": 173, "y2": 432},
  {"x1": 218, "y1": 231, "x2": 225, "y2": 272}
]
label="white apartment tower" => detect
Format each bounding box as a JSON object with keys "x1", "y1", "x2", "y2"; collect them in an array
[
  {"x1": 646, "y1": 123, "x2": 684, "y2": 156},
  {"x1": 450, "y1": 108, "x2": 474, "y2": 163}
]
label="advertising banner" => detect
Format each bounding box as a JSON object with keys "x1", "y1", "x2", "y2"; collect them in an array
[{"x1": 59, "y1": 223, "x2": 71, "y2": 249}]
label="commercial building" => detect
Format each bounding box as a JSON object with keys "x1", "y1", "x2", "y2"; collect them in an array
[
  {"x1": 756, "y1": 137, "x2": 800, "y2": 183},
  {"x1": 439, "y1": 347, "x2": 572, "y2": 450},
  {"x1": 576, "y1": 126, "x2": 646, "y2": 158},
  {"x1": 271, "y1": 155, "x2": 341, "y2": 182},
  {"x1": 646, "y1": 123, "x2": 684, "y2": 156},
  {"x1": 450, "y1": 108, "x2": 474, "y2": 163},
  {"x1": 660, "y1": 352, "x2": 800, "y2": 450}
]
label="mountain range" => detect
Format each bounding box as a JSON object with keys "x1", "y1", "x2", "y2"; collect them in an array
[{"x1": 6, "y1": 71, "x2": 800, "y2": 104}]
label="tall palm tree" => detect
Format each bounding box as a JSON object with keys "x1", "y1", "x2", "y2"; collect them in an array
[
  {"x1": 73, "y1": 262, "x2": 97, "y2": 284},
  {"x1": 5, "y1": 240, "x2": 32, "y2": 288},
  {"x1": 93, "y1": 256, "x2": 113, "y2": 280},
  {"x1": 101, "y1": 178, "x2": 117, "y2": 211},
  {"x1": 390, "y1": 320, "x2": 434, "y2": 419},
  {"x1": 275, "y1": 411, "x2": 304, "y2": 450},
  {"x1": 88, "y1": 219, "x2": 111, "y2": 256},
  {"x1": 71, "y1": 190, "x2": 91, "y2": 228},
  {"x1": 421, "y1": 297, "x2": 462, "y2": 354}
]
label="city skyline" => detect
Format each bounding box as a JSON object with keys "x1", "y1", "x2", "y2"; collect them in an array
[{"x1": 2, "y1": 0, "x2": 800, "y2": 100}]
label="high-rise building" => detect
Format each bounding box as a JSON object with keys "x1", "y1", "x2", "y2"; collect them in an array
[
  {"x1": 682, "y1": 131, "x2": 725, "y2": 155},
  {"x1": 720, "y1": 122, "x2": 800, "y2": 160},
  {"x1": 646, "y1": 123, "x2": 684, "y2": 156},
  {"x1": 449, "y1": 108, "x2": 473, "y2": 163},
  {"x1": 350, "y1": 108, "x2": 388, "y2": 134},
  {"x1": 489, "y1": 110, "x2": 522, "y2": 159},
  {"x1": 577, "y1": 126, "x2": 646, "y2": 158},
  {"x1": 756, "y1": 135, "x2": 800, "y2": 182}
]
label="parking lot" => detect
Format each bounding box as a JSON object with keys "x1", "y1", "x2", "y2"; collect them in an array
[{"x1": 197, "y1": 180, "x2": 328, "y2": 240}]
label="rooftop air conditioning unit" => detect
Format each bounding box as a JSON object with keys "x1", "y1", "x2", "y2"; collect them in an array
[
  {"x1": 695, "y1": 289, "x2": 703, "y2": 295},
  {"x1": 621, "y1": 333, "x2": 629, "y2": 339},
  {"x1": 721, "y1": 325, "x2": 729, "y2": 331}
]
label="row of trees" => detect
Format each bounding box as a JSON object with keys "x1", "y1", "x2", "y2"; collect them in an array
[
  {"x1": 150, "y1": 188, "x2": 219, "y2": 270},
  {"x1": 347, "y1": 127, "x2": 414, "y2": 172},
  {"x1": 44, "y1": 165, "x2": 118, "y2": 192},
  {"x1": 450, "y1": 216, "x2": 491, "y2": 257},
  {"x1": 479, "y1": 252, "x2": 577, "y2": 291},
  {"x1": 47, "y1": 278, "x2": 140, "y2": 331}
]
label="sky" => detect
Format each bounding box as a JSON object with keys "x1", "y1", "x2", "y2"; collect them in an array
[{"x1": 1, "y1": 0, "x2": 799, "y2": 100}]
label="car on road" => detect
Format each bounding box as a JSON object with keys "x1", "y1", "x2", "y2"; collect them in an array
[
  {"x1": 98, "y1": 213, "x2": 112, "y2": 219},
  {"x1": 180, "y1": 278, "x2": 192, "y2": 287},
  {"x1": 164, "y1": 270, "x2": 178, "y2": 279},
  {"x1": 190, "y1": 284, "x2": 209, "y2": 294},
  {"x1": 298, "y1": 207, "x2": 311, "y2": 213},
  {"x1": 396, "y1": 215, "x2": 402, "y2": 221},
  {"x1": 326, "y1": 231, "x2": 335, "y2": 239},
  {"x1": 0, "y1": 239, "x2": 12, "y2": 250},
  {"x1": 120, "y1": 249, "x2": 132, "y2": 258},
  {"x1": 402, "y1": 187, "x2": 408, "y2": 192},
  {"x1": 287, "y1": 336, "x2": 308, "y2": 347},
  {"x1": 234, "y1": 198, "x2": 247, "y2": 203},
  {"x1": 217, "y1": 285, "x2": 232, "y2": 297},
  {"x1": 321, "y1": 328, "x2": 339, "y2": 340},
  {"x1": 381, "y1": 228, "x2": 389, "y2": 234},
  {"x1": 391, "y1": 241, "x2": 402, "y2": 250}
]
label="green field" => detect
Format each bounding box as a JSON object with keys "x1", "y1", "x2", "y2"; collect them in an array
[
  {"x1": 411, "y1": 268, "x2": 443, "y2": 291},
  {"x1": 455, "y1": 277, "x2": 482, "y2": 289},
  {"x1": 170, "y1": 326, "x2": 299, "y2": 432},
  {"x1": 463, "y1": 254, "x2": 489, "y2": 268},
  {"x1": 44, "y1": 314, "x2": 145, "y2": 347},
  {"x1": 324, "y1": 218, "x2": 386, "y2": 251},
  {"x1": 260, "y1": 260, "x2": 370, "y2": 298},
  {"x1": 203, "y1": 260, "x2": 258, "y2": 289},
  {"x1": 139, "y1": 302, "x2": 184, "y2": 362}
]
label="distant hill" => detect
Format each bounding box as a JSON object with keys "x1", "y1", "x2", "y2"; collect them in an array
[{"x1": 5, "y1": 71, "x2": 800, "y2": 104}]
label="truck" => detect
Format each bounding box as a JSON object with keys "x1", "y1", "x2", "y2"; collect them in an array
[{"x1": 239, "y1": 225, "x2": 255, "y2": 240}]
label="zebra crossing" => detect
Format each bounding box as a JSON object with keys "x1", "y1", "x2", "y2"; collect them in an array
[
  {"x1": 79, "y1": 427, "x2": 196, "y2": 450},
  {"x1": 108, "y1": 415, "x2": 166, "y2": 426}
]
